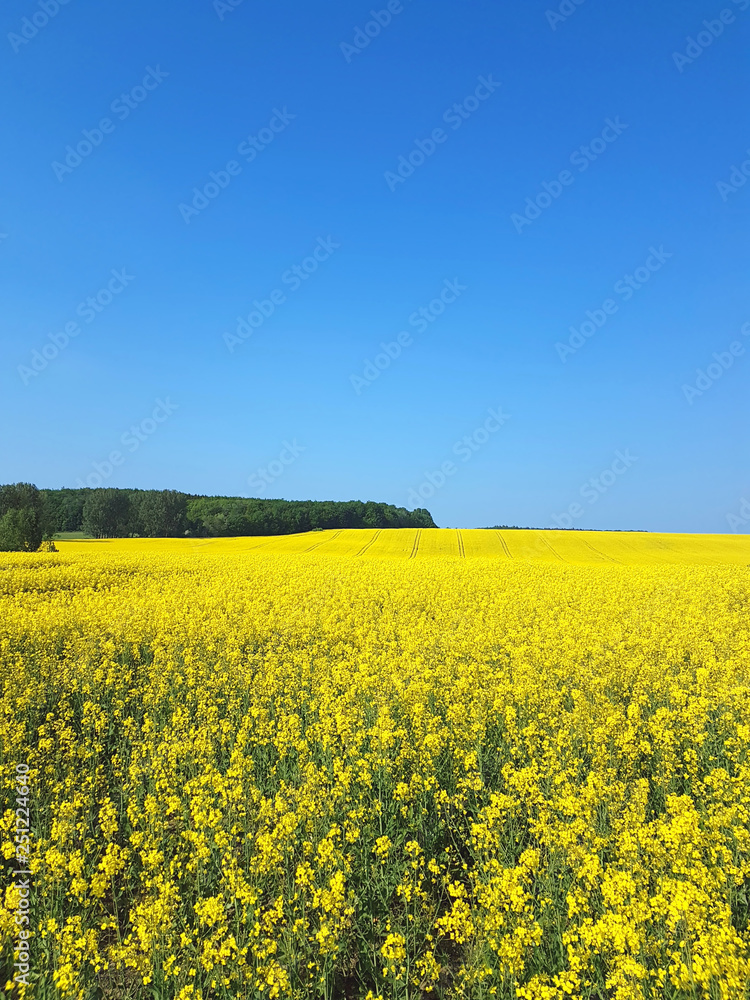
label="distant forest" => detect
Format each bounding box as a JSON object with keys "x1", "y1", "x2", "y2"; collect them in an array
[{"x1": 37, "y1": 487, "x2": 437, "y2": 539}]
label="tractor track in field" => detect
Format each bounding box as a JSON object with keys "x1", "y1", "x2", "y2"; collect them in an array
[
  {"x1": 355, "y1": 529, "x2": 382, "y2": 557},
  {"x1": 583, "y1": 539, "x2": 619, "y2": 563},
  {"x1": 409, "y1": 529, "x2": 422, "y2": 559},
  {"x1": 496, "y1": 531, "x2": 512, "y2": 559},
  {"x1": 191, "y1": 536, "x2": 278, "y2": 555},
  {"x1": 304, "y1": 529, "x2": 342, "y2": 553},
  {"x1": 456, "y1": 529, "x2": 466, "y2": 558},
  {"x1": 248, "y1": 535, "x2": 295, "y2": 550},
  {"x1": 538, "y1": 532, "x2": 565, "y2": 561}
]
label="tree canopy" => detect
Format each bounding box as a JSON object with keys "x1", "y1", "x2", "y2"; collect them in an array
[
  {"x1": 0, "y1": 483, "x2": 44, "y2": 551},
  {"x1": 34, "y1": 488, "x2": 436, "y2": 539}
]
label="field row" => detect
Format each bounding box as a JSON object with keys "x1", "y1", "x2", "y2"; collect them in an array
[{"x1": 56, "y1": 527, "x2": 750, "y2": 564}]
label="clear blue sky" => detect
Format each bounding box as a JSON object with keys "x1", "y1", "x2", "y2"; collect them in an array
[{"x1": 2, "y1": 0, "x2": 748, "y2": 531}]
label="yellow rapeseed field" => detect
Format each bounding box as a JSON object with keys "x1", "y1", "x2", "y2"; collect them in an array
[{"x1": 2, "y1": 529, "x2": 750, "y2": 999}]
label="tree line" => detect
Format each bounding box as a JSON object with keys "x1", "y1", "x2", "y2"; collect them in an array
[{"x1": 0, "y1": 483, "x2": 436, "y2": 549}]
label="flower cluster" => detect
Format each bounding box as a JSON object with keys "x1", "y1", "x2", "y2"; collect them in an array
[{"x1": 0, "y1": 531, "x2": 749, "y2": 998}]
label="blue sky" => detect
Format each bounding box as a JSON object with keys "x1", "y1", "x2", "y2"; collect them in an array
[{"x1": 1, "y1": 0, "x2": 748, "y2": 531}]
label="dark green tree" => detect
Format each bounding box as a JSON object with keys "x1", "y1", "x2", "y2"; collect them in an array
[
  {"x1": 137, "y1": 490, "x2": 188, "y2": 536},
  {"x1": 0, "y1": 483, "x2": 43, "y2": 551},
  {"x1": 82, "y1": 489, "x2": 131, "y2": 538}
]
